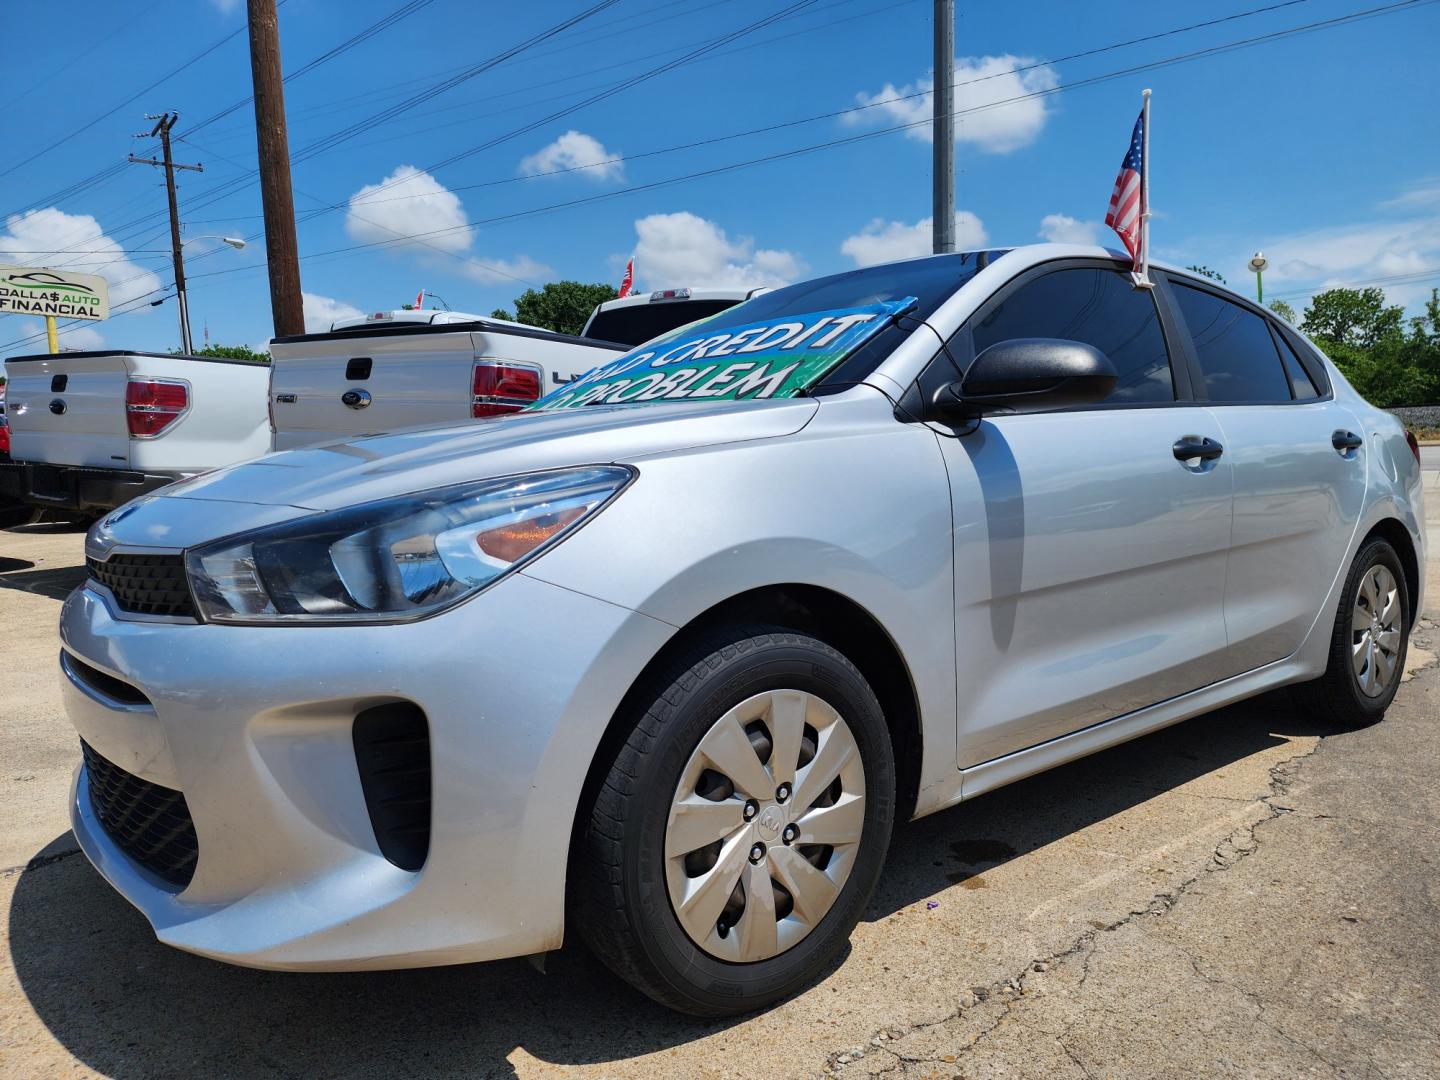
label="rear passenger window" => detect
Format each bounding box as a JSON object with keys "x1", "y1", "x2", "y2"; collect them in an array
[
  {"x1": 970, "y1": 267, "x2": 1173, "y2": 403},
  {"x1": 1171, "y1": 283, "x2": 1292, "y2": 402},
  {"x1": 1274, "y1": 330, "x2": 1320, "y2": 400}
]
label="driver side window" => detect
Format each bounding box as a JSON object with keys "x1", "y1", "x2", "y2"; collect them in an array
[{"x1": 970, "y1": 268, "x2": 1175, "y2": 404}]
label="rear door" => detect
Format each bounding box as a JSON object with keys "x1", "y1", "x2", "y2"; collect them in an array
[
  {"x1": 1164, "y1": 277, "x2": 1368, "y2": 670},
  {"x1": 3, "y1": 353, "x2": 130, "y2": 468},
  {"x1": 269, "y1": 330, "x2": 476, "y2": 450},
  {"x1": 932, "y1": 262, "x2": 1236, "y2": 767}
]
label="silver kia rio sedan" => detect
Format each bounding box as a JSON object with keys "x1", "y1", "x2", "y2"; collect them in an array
[{"x1": 61, "y1": 243, "x2": 1423, "y2": 1016}]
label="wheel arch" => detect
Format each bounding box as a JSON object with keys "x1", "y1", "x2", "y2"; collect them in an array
[
  {"x1": 1364, "y1": 516, "x2": 1420, "y2": 626},
  {"x1": 565, "y1": 583, "x2": 924, "y2": 906}
]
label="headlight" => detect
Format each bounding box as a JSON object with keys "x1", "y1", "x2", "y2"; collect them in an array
[{"x1": 186, "y1": 465, "x2": 633, "y2": 624}]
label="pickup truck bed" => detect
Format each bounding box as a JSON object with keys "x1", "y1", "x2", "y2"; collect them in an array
[
  {"x1": 0, "y1": 350, "x2": 270, "y2": 513},
  {"x1": 267, "y1": 314, "x2": 626, "y2": 451}
]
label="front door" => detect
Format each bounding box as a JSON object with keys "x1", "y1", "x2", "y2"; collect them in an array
[{"x1": 932, "y1": 264, "x2": 1236, "y2": 767}]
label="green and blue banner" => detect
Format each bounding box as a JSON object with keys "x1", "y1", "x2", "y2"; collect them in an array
[{"x1": 528, "y1": 297, "x2": 917, "y2": 411}]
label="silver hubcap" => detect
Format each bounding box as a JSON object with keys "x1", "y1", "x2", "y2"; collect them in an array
[
  {"x1": 664, "y1": 689, "x2": 866, "y2": 963},
  {"x1": 1352, "y1": 564, "x2": 1402, "y2": 697}
]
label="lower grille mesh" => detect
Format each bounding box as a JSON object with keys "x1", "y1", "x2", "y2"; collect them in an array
[{"x1": 81, "y1": 741, "x2": 198, "y2": 888}]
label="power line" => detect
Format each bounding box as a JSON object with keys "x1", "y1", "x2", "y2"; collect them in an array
[
  {"x1": 0, "y1": 17, "x2": 259, "y2": 182},
  {"x1": 4, "y1": 0, "x2": 1432, "y2": 353}
]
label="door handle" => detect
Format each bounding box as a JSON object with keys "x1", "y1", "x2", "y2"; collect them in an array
[
  {"x1": 1332, "y1": 430, "x2": 1364, "y2": 454},
  {"x1": 1173, "y1": 435, "x2": 1224, "y2": 462}
]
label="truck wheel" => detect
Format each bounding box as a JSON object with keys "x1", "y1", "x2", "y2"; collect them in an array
[
  {"x1": 1293, "y1": 537, "x2": 1410, "y2": 727},
  {"x1": 575, "y1": 626, "x2": 895, "y2": 1017}
]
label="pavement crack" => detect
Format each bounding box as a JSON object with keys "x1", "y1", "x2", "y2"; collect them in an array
[
  {"x1": 1, "y1": 846, "x2": 81, "y2": 878},
  {"x1": 824, "y1": 732, "x2": 1331, "y2": 1075}
]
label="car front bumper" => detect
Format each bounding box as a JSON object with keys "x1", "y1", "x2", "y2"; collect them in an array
[
  {"x1": 59, "y1": 570, "x2": 672, "y2": 971},
  {"x1": 0, "y1": 460, "x2": 183, "y2": 512}
]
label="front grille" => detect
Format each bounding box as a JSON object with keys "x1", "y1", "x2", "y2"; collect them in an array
[
  {"x1": 353, "y1": 703, "x2": 432, "y2": 872},
  {"x1": 87, "y1": 553, "x2": 196, "y2": 618},
  {"x1": 81, "y1": 741, "x2": 198, "y2": 889}
]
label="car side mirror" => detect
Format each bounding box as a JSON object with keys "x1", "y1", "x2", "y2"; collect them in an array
[{"x1": 928, "y1": 338, "x2": 1118, "y2": 422}]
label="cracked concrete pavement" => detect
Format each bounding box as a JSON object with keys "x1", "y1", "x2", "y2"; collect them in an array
[{"x1": 2, "y1": 513, "x2": 1438, "y2": 1079}]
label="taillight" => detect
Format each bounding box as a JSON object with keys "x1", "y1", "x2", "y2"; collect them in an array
[
  {"x1": 0, "y1": 418, "x2": 9, "y2": 456},
  {"x1": 126, "y1": 379, "x2": 188, "y2": 437},
  {"x1": 472, "y1": 360, "x2": 541, "y2": 418},
  {"x1": 1406, "y1": 430, "x2": 1421, "y2": 466}
]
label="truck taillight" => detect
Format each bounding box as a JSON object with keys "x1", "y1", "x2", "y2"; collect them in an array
[
  {"x1": 126, "y1": 379, "x2": 189, "y2": 437},
  {"x1": 472, "y1": 360, "x2": 541, "y2": 418}
]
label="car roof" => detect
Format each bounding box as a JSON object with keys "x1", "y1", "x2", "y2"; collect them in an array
[{"x1": 591, "y1": 287, "x2": 767, "y2": 314}]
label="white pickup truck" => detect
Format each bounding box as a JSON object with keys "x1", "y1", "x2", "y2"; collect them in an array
[
  {"x1": 581, "y1": 287, "x2": 763, "y2": 346},
  {"x1": 0, "y1": 350, "x2": 270, "y2": 514},
  {"x1": 266, "y1": 309, "x2": 628, "y2": 451}
]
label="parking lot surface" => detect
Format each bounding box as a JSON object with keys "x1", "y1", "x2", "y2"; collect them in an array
[{"x1": 2, "y1": 516, "x2": 1438, "y2": 1079}]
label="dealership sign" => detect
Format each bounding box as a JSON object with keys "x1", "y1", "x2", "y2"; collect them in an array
[
  {"x1": 0, "y1": 265, "x2": 110, "y2": 320},
  {"x1": 530, "y1": 298, "x2": 917, "y2": 410}
]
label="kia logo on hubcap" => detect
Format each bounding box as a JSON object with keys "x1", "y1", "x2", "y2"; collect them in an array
[{"x1": 758, "y1": 805, "x2": 783, "y2": 839}]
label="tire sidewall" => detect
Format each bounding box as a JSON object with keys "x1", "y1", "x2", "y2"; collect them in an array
[
  {"x1": 622, "y1": 634, "x2": 895, "y2": 1013},
  {"x1": 1339, "y1": 540, "x2": 1409, "y2": 715}
]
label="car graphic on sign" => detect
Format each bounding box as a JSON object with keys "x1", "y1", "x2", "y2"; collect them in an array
[{"x1": 3, "y1": 270, "x2": 101, "y2": 299}]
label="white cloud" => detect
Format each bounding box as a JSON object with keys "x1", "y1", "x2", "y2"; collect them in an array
[
  {"x1": 1038, "y1": 213, "x2": 1101, "y2": 246},
  {"x1": 1247, "y1": 214, "x2": 1440, "y2": 309},
  {"x1": 846, "y1": 55, "x2": 1058, "y2": 154},
  {"x1": 840, "y1": 212, "x2": 988, "y2": 267},
  {"x1": 629, "y1": 212, "x2": 804, "y2": 289},
  {"x1": 302, "y1": 291, "x2": 364, "y2": 334},
  {"x1": 12, "y1": 319, "x2": 104, "y2": 353},
  {"x1": 519, "y1": 131, "x2": 624, "y2": 182},
  {"x1": 346, "y1": 165, "x2": 473, "y2": 254},
  {"x1": 459, "y1": 254, "x2": 555, "y2": 286},
  {"x1": 1378, "y1": 181, "x2": 1440, "y2": 211},
  {"x1": 0, "y1": 207, "x2": 163, "y2": 309},
  {"x1": 344, "y1": 165, "x2": 551, "y2": 287},
  {"x1": 209, "y1": 0, "x2": 242, "y2": 12}
]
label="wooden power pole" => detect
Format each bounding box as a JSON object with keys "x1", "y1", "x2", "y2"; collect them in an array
[
  {"x1": 246, "y1": 0, "x2": 305, "y2": 338},
  {"x1": 129, "y1": 112, "x2": 203, "y2": 354},
  {"x1": 932, "y1": 0, "x2": 956, "y2": 254}
]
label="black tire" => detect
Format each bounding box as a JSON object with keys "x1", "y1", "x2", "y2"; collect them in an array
[
  {"x1": 574, "y1": 625, "x2": 896, "y2": 1017},
  {"x1": 1293, "y1": 537, "x2": 1410, "y2": 727}
]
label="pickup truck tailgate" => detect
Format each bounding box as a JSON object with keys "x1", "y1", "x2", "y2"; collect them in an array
[
  {"x1": 269, "y1": 331, "x2": 476, "y2": 446},
  {"x1": 3, "y1": 353, "x2": 130, "y2": 468}
]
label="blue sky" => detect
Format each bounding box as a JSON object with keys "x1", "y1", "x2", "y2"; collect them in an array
[{"x1": 2, "y1": 0, "x2": 1437, "y2": 356}]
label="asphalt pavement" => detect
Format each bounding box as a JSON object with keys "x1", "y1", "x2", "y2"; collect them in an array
[{"x1": 2, "y1": 486, "x2": 1438, "y2": 1078}]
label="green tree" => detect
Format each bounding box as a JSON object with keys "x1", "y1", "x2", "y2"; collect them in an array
[
  {"x1": 1186, "y1": 264, "x2": 1226, "y2": 283},
  {"x1": 1299, "y1": 287, "x2": 1440, "y2": 407},
  {"x1": 492, "y1": 280, "x2": 618, "y2": 336},
  {"x1": 1267, "y1": 299, "x2": 1297, "y2": 324},
  {"x1": 171, "y1": 343, "x2": 270, "y2": 364},
  {"x1": 1300, "y1": 287, "x2": 1405, "y2": 350}
]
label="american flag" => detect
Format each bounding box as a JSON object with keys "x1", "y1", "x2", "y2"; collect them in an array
[
  {"x1": 618, "y1": 258, "x2": 634, "y2": 298},
  {"x1": 1104, "y1": 110, "x2": 1145, "y2": 264}
]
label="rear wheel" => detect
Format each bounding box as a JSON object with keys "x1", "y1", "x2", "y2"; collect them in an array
[
  {"x1": 1294, "y1": 537, "x2": 1410, "y2": 726},
  {"x1": 574, "y1": 627, "x2": 895, "y2": 1016}
]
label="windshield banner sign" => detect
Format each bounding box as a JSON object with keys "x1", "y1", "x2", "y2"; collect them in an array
[{"x1": 529, "y1": 297, "x2": 917, "y2": 410}]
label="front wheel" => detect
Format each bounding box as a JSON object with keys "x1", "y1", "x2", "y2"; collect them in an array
[
  {"x1": 574, "y1": 627, "x2": 895, "y2": 1017},
  {"x1": 1294, "y1": 537, "x2": 1410, "y2": 726}
]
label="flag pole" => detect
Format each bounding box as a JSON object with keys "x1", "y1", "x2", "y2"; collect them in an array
[{"x1": 1138, "y1": 87, "x2": 1153, "y2": 288}]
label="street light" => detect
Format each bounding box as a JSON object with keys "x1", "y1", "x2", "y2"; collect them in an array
[
  {"x1": 173, "y1": 236, "x2": 248, "y2": 352},
  {"x1": 1248, "y1": 251, "x2": 1269, "y2": 304}
]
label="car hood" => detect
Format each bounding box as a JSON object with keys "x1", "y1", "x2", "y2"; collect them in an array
[{"x1": 160, "y1": 396, "x2": 818, "y2": 513}]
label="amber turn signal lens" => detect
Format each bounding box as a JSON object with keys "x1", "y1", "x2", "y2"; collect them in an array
[{"x1": 476, "y1": 506, "x2": 586, "y2": 563}]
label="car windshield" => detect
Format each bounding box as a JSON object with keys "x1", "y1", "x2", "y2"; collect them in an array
[{"x1": 531, "y1": 251, "x2": 1006, "y2": 411}]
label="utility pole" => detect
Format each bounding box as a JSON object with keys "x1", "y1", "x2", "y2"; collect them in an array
[
  {"x1": 247, "y1": 0, "x2": 305, "y2": 338},
  {"x1": 932, "y1": 0, "x2": 956, "y2": 254},
  {"x1": 129, "y1": 112, "x2": 203, "y2": 354}
]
